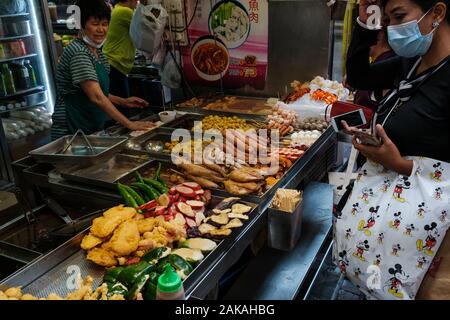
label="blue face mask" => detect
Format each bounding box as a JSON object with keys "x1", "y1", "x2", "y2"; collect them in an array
[{"x1": 387, "y1": 8, "x2": 438, "y2": 58}]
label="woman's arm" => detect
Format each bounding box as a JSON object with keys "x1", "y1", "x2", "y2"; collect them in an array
[
  {"x1": 346, "y1": 24, "x2": 401, "y2": 91},
  {"x1": 109, "y1": 94, "x2": 149, "y2": 108},
  {"x1": 343, "y1": 122, "x2": 414, "y2": 176},
  {"x1": 80, "y1": 81, "x2": 153, "y2": 130},
  {"x1": 109, "y1": 94, "x2": 126, "y2": 107}
]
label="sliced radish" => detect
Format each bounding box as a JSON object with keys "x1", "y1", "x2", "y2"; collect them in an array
[
  {"x1": 174, "y1": 213, "x2": 186, "y2": 225},
  {"x1": 172, "y1": 193, "x2": 180, "y2": 202},
  {"x1": 155, "y1": 206, "x2": 168, "y2": 215},
  {"x1": 186, "y1": 218, "x2": 197, "y2": 228},
  {"x1": 157, "y1": 194, "x2": 171, "y2": 207},
  {"x1": 177, "y1": 202, "x2": 195, "y2": 217},
  {"x1": 195, "y1": 189, "x2": 205, "y2": 195},
  {"x1": 195, "y1": 210, "x2": 206, "y2": 225},
  {"x1": 182, "y1": 182, "x2": 202, "y2": 191},
  {"x1": 194, "y1": 195, "x2": 201, "y2": 201},
  {"x1": 179, "y1": 196, "x2": 188, "y2": 203},
  {"x1": 169, "y1": 187, "x2": 177, "y2": 195},
  {"x1": 176, "y1": 186, "x2": 196, "y2": 197},
  {"x1": 186, "y1": 200, "x2": 205, "y2": 209}
]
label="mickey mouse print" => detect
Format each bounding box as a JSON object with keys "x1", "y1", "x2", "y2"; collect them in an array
[{"x1": 333, "y1": 157, "x2": 450, "y2": 300}]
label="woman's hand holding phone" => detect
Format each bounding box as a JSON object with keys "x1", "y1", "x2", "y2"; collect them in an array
[{"x1": 342, "y1": 121, "x2": 414, "y2": 175}]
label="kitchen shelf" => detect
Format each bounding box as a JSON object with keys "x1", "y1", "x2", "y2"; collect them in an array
[
  {"x1": 0, "y1": 34, "x2": 34, "y2": 42},
  {"x1": 0, "y1": 13, "x2": 30, "y2": 19},
  {"x1": 0, "y1": 53, "x2": 38, "y2": 64},
  {"x1": 0, "y1": 86, "x2": 45, "y2": 100},
  {"x1": 0, "y1": 102, "x2": 47, "y2": 115}
]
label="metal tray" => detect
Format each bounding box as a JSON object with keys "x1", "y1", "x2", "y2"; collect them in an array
[
  {"x1": 60, "y1": 154, "x2": 151, "y2": 190},
  {"x1": 0, "y1": 196, "x2": 259, "y2": 299},
  {"x1": 29, "y1": 135, "x2": 128, "y2": 166}
]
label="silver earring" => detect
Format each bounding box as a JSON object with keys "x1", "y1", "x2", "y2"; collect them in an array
[{"x1": 432, "y1": 21, "x2": 440, "y2": 28}]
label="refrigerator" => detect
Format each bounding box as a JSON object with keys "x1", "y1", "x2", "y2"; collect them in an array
[{"x1": 0, "y1": 0, "x2": 57, "y2": 188}]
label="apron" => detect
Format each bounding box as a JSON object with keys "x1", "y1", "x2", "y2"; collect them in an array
[{"x1": 65, "y1": 60, "x2": 110, "y2": 135}]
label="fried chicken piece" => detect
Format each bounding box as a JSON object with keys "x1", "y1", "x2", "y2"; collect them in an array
[
  {"x1": 87, "y1": 247, "x2": 117, "y2": 267},
  {"x1": 21, "y1": 294, "x2": 38, "y2": 300},
  {"x1": 4, "y1": 287, "x2": 22, "y2": 299},
  {"x1": 109, "y1": 220, "x2": 140, "y2": 256},
  {"x1": 81, "y1": 233, "x2": 103, "y2": 250},
  {"x1": 90, "y1": 205, "x2": 136, "y2": 238},
  {"x1": 0, "y1": 291, "x2": 8, "y2": 300},
  {"x1": 90, "y1": 215, "x2": 123, "y2": 238},
  {"x1": 103, "y1": 205, "x2": 136, "y2": 220},
  {"x1": 137, "y1": 218, "x2": 158, "y2": 234}
]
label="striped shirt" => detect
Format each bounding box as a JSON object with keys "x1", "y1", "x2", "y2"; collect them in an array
[{"x1": 51, "y1": 39, "x2": 110, "y2": 140}]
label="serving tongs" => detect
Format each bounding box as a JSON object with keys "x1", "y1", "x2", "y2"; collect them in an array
[{"x1": 59, "y1": 129, "x2": 95, "y2": 155}]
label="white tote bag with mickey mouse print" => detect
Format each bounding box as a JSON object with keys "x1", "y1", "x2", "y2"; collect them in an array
[{"x1": 333, "y1": 157, "x2": 450, "y2": 300}]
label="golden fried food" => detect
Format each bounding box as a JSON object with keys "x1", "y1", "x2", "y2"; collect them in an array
[
  {"x1": 90, "y1": 215, "x2": 123, "y2": 238},
  {"x1": 137, "y1": 218, "x2": 158, "y2": 234},
  {"x1": 87, "y1": 248, "x2": 117, "y2": 267},
  {"x1": 103, "y1": 205, "x2": 136, "y2": 220},
  {"x1": 0, "y1": 291, "x2": 8, "y2": 300},
  {"x1": 47, "y1": 293, "x2": 64, "y2": 300},
  {"x1": 109, "y1": 220, "x2": 140, "y2": 256},
  {"x1": 66, "y1": 276, "x2": 94, "y2": 300},
  {"x1": 21, "y1": 294, "x2": 38, "y2": 300},
  {"x1": 80, "y1": 233, "x2": 103, "y2": 250},
  {"x1": 4, "y1": 287, "x2": 22, "y2": 299},
  {"x1": 90, "y1": 205, "x2": 135, "y2": 238}
]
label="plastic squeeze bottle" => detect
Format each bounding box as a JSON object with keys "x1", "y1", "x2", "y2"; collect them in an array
[{"x1": 156, "y1": 264, "x2": 185, "y2": 300}]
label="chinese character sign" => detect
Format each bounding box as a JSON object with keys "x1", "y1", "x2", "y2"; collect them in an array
[{"x1": 181, "y1": 0, "x2": 268, "y2": 90}]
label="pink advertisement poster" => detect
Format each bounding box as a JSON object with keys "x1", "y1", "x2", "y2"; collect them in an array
[{"x1": 181, "y1": 0, "x2": 268, "y2": 90}]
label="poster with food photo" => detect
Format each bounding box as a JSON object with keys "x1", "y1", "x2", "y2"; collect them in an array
[{"x1": 182, "y1": 0, "x2": 268, "y2": 90}]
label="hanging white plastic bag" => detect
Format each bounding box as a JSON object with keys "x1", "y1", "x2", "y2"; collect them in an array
[{"x1": 129, "y1": 3, "x2": 168, "y2": 57}]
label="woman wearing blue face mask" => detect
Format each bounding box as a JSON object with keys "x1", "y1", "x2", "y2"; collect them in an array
[
  {"x1": 334, "y1": 0, "x2": 450, "y2": 300},
  {"x1": 346, "y1": 0, "x2": 450, "y2": 170},
  {"x1": 51, "y1": 0, "x2": 154, "y2": 140}
]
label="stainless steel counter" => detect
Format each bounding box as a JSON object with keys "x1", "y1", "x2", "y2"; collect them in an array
[{"x1": 4, "y1": 113, "x2": 338, "y2": 299}]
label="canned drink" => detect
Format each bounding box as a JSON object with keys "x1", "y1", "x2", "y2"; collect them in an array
[
  {"x1": 18, "y1": 40, "x2": 27, "y2": 56},
  {"x1": 9, "y1": 41, "x2": 26, "y2": 56}
]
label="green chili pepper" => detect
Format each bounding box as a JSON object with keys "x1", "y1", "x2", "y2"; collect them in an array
[
  {"x1": 117, "y1": 183, "x2": 138, "y2": 208},
  {"x1": 131, "y1": 183, "x2": 160, "y2": 201},
  {"x1": 135, "y1": 171, "x2": 145, "y2": 184},
  {"x1": 121, "y1": 184, "x2": 146, "y2": 206},
  {"x1": 143, "y1": 178, "x2": 168, "y2": 194}
]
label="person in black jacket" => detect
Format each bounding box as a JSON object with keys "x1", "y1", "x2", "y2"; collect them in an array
[{"x1": 344, "y1": 0, "x2": 450, "y2": 173}]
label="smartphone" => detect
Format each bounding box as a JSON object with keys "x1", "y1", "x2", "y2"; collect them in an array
[
  {"x1": 351, "y1": 129, "x2": 382, "y2": 147},
  {"x1": 331, "y1": 109, "x2": 367, "y2": 132}
]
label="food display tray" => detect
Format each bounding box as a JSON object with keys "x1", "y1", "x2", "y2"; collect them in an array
[
  {"x1": 29, "y1": 135, "x2": 128, "y2": 166},
  {"x1": 0, "y1": 196, "x2": 259, "y2": 300},
  {"x1": 60, "y1": 154, "x2": 152, "y2": 190}
]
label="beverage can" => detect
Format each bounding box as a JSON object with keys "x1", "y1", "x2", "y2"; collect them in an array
[{"x1": 18, "y1": 40, "x2": 27, "y2": 56}]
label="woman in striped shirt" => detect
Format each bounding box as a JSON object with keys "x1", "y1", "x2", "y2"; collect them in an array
[{"x1": 51, "y1": 0, "x2": 154, "y2": 140}]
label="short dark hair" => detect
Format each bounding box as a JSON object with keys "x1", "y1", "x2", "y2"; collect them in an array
[
  {"x1": 381, "y1": 0, "x2": 450, "y2": 23},
  {"x1": 73, "y1": 0, "x2": 111, "y2": 28}
]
